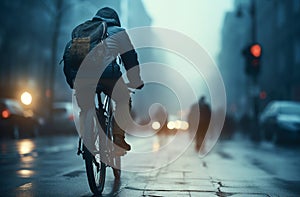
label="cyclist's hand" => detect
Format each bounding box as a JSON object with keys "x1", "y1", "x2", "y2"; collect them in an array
[{"x1": 135, "y1": 83, "x2": 144, "y2": 89}]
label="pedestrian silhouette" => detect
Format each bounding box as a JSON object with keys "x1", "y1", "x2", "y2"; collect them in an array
[{"x1": 188, "y1": 96, "x2": 211, "y2": 152}]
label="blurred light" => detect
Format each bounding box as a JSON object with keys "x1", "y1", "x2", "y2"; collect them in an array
[
  {"x1": 17, "y1": 169, "x2": 35, "y2": 178},
  {"x1": 152, "y1": 121, "x2": 161, "y2": 130},
  {"x1": 18, "y1": 183, "x2": 33, "y2": 191},
  {"x1": 152, "y1": 141, "x2": 160, "y2": 152},
  {"x1": 20, "y1": 155, "x2": 36, "y2": 169},
  {"x1": 260, "y1": 91, "x2": 267, "y2": 100},
  {"x1": 20, "y1": 155, "x2": 35, "y2": 163},
  {"x1": 69, "y1": 114, "x2": 74, "y2": 121},
  {"x1": 17, "y1": 139, "x2": 35, "y2": 155},
  {"x1": 24, "y1": 110, "x2": 34, "y2": 118},
  {"x1": 21, "y1": 91, "x2": 32, "y2": 105},
  {"x1": 175, "y1": 120, "x2": 182, "y2": 129},
  {"x1": 251, "y1": 59, "x2": 259, "y2": 67},
  {"x1": 2, "y1": 109, "x2": 10, "y2": 119},
  {"x1": 250, "y1": 44, "x2": 261, "y2": 58},
  {"x1": 180, "y1": 121, "x2": 189, "y2": 130},
  {"x1": 167, "y1": 121, "x2": 175, "y2": 130}
]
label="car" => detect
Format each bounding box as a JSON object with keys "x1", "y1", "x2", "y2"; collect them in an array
[
  {"x1": 259, "y1": 100, "x2": 300, "y2": 145},
  {"x1": 0, "y1": 98, "x2": 40, "y2": 138},
  {"x1": 48, "y1": 102, "x2": 77, "y2": 135}
]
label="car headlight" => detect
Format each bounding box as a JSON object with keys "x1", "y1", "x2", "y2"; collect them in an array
[{"x1": 21, "y1": 91, "x2": 32, "y2": 106}]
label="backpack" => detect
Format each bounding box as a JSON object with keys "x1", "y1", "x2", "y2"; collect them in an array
[{"x1": 62, "y1": 20, "x2": 107, "y2": 89}]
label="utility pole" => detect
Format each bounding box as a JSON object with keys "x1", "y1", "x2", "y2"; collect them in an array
[
  {"x1": 250, "y1": 0, "x2": 260, "y2": 134},
  {"x1": 240, "y1": 0, "x2": 262, "y2": 140},
  {"x1": 250, "y1": 0, "x2": 257, "y2": 43}
]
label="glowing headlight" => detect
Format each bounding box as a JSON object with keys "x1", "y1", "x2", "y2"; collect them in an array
[
  {"x1": 152, "y1": 121, "x2": 161, "y2": 130},
  {"x1": 21, "y1": 91, "x2": 32, "y2": 105},
  {"x1": 167, "y1": 121, "x2": 175, "y2": 130}
]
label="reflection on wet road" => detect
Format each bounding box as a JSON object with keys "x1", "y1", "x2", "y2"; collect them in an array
[{"x1": 0, "y1": 134, "x2": 300, "y2": 196}]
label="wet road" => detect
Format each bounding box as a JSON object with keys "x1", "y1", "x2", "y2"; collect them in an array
[{"x1": 0, "y1": 133, "x2": 300, "y2": 196}]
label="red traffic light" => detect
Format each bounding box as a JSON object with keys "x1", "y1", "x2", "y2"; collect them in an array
[
  {"x1": 250, "y1": 44, "x2": 261, "y2": 58},
  {"x1": 259, "y1": 91, "x2": 267, "y2": 100}
]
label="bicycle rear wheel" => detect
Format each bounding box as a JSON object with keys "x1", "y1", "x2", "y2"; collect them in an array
[{"x1": 84, "y1": 145, "x2": 106, "y2": 195}]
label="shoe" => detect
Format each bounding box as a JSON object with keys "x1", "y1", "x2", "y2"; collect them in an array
[{"x1": 113, "y1": 135, "x2": 131, "y2": 151}]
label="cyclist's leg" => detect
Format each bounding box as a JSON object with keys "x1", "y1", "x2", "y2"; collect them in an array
[
  {"x1": 75, "y1": 86, "x2": 97, "y2": 152},
  {"x1": 110, "y1": 78, "x2": 131, "y2": 151},
  {"x1": 99, "y1": 78, "x2": 131, "y2": 152}
]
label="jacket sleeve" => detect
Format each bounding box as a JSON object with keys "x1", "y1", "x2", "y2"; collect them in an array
[
  {"x1": 121, "y1": 49, "x2": 143, "y2": 84},
  {"x1": 117, "y1": 30, "x2": 143, "y2": 86},
  {"x1": 63, "y1": 41, "x2": 76, "y2": 89}
]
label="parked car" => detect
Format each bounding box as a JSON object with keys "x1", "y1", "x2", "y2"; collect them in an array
[
  {"x1": 0, "y1": 98, "x2": 40, "y2": 138},
  {"x1": 259, "y1": 101, "x2": 300, "y2": 144},
  {"x1": 49, "y1": 102, "x2": 77, "y2": 135}
]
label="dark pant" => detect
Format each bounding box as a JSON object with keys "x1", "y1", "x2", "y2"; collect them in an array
[
  {"x1": 98, "y1": 77, "x2": 130, "y2": 136},
  {"x1": 75, "y1": 76, "x2": 131, "y2": 143}
]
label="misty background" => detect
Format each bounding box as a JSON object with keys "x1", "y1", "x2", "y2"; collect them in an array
[{"x1": 0, "y1": 0, "x2": 299, "y2": 126}]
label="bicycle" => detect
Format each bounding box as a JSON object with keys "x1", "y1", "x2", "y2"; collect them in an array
[{"x1": 76, "y1": 91, "x2": 121, "y2": 195}]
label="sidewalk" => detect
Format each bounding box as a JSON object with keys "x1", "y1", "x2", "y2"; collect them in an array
[{"x1": 118, "y1": 133, "x2": 280, "y2": 196}]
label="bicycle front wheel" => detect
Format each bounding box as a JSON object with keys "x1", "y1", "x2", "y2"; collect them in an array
[{"x1": 84, "y1": 146, "x2": 106, "y2": 195}]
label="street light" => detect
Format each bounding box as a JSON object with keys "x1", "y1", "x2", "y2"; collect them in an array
[{"x1": 21, "y1": 91, "x2": 33, "y2": 106}]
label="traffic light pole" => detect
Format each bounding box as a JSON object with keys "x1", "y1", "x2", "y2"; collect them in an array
[
  {"x1": 250, "y1": 0, "x2": 257, "y2": 43},
  {"x1": 241, "y1": 0, "x2": 260, "y2": 140},
  {"x1": 250, "y1": 0, "x2": 260, "y2": 140}
]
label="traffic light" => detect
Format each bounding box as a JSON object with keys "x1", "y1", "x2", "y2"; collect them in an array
[{"x1": 243, "y1": 43, "x2": 262, "y2": 77}]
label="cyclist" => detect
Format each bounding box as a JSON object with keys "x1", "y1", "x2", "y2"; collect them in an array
[{"x1": 93, "y1": 7, "x2": 143, "y2": 154}]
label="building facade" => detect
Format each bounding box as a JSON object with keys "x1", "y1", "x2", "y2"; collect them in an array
[{"x1": 218, "y1": 0, "x2": 300, "y2": 118}]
